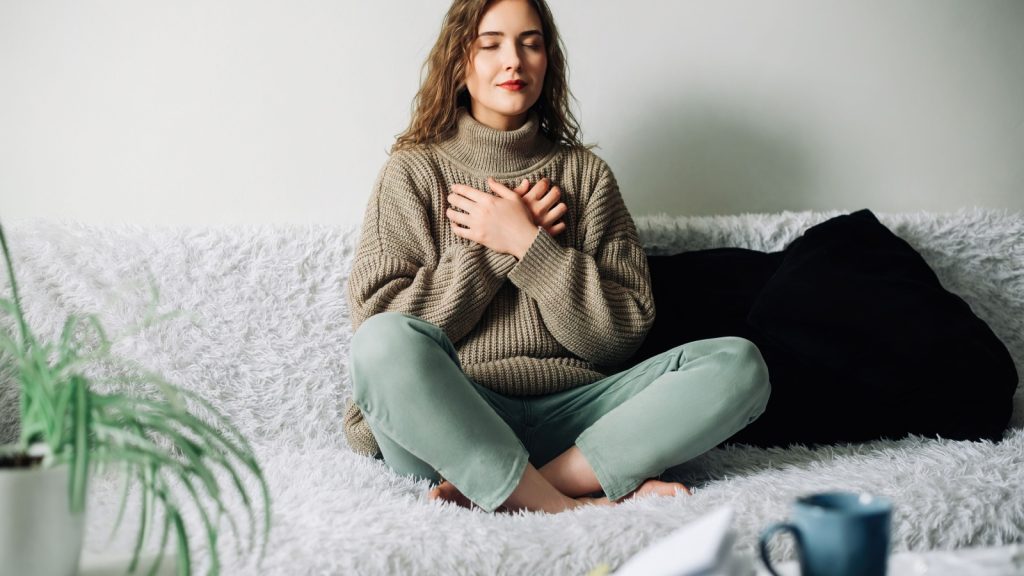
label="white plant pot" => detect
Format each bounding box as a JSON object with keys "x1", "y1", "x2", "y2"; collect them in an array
[{"x1": 0, "y1": 445, "x2": 85, "y2": 576}]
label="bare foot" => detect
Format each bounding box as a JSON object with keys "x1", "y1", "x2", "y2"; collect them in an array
[
  {"x1": 623, "y1": 478, "x2": 692, "y2": 501},
  {"x1": 572, "y1": 479, "x2": 689, "y2": 508},
  {"x1": 430, "y1": 480, "x2": 607, "y2": 513},
  {"x1": 428, "y1": 480, "x2": 516, "y2": 513},
  {"x1": 428, "y1": 480, "x2": 475, "y2": 510}
]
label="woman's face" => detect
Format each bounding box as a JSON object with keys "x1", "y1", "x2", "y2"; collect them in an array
[{"x1": 464, "y1": 0, "x2": 547, "y2": 131}]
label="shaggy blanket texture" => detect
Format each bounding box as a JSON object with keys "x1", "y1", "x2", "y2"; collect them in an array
[{"x1": 1, "y1": 209, "x2": 1022, "y2": 575}]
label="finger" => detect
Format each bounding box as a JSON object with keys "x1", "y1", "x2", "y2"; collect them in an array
[
  {"x1": 450, "y1": 221, "x2": 475, "y2": 242},
  {"x1": 446, "y1": 208, "x2": 471, "y2": 227},
  {"x1": 539, "y1": 203, "x2": 567, "y2": 226},
  {"x1": 450, "y1": 183, "x2": 486, "y2": 202},
  {"x1": 514, "y1": 178, "x2": 530, "y2": 195},
  {"x1": 545, "y1": 221, "x2": 567, "y2": 236},
  {"x1": 446, "y1": 192, "x2": 473, "y2": 211},
  {"x1": 523, "y1": 178, "x2": 550, "y2": 202},
  {"x1": 538, "y1": 185, "x2": 561, "y2": 209},
  {"x1": 486, "y1": 177, "x2": 517, "y2": 199}
]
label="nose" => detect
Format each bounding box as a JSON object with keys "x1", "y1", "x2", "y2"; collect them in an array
[{"x1": 503, "y1": 43, "x2": 522, "y2": 71}]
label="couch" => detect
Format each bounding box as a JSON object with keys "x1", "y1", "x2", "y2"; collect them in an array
[{"x1": 1, "y1": 209, "x2": 1021, "y2": 574}]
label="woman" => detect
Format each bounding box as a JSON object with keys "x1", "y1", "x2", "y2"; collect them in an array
[{"x1": 343, "y1": 0, "x2": 771, "y2": 514}]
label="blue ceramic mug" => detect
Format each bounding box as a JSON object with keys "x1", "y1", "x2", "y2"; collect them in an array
[{"x1": 759, "y1": 491, "x2": 892, "y2": 576}]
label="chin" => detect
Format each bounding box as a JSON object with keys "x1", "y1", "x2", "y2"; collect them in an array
[
  {"x1": 502, "y1": 107, "x2": 532, "y2": 118},
  {"x1": 470, "y1": 94, "x2": 541, "y2": 127},
  {"x1": 493, "y1": 99, "x2": 539, "y2": 118}
]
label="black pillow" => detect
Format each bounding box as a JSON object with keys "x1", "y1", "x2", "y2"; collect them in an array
[
  {"x1": 629, "y1": 247, "x2": 783, "y2": 365},
  {"x1": 739, "y1": 209, "x2": 1016, "y2": 444},
  {"x1": 629, "y1": 209, "x2": 1018, "y2": 448}
]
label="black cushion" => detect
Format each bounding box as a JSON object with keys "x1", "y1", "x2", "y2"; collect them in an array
[
  {"x1": 630, "y1": 247, "x2": 783, "y2": 363},
  {"x1": 628, "y1": 209, "x2": 1018, "y2": 447}
]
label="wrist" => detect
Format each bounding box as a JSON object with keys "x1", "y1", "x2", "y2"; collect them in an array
[{"x1": 514, "y1": 226, "x2": 542, "y2": 261}]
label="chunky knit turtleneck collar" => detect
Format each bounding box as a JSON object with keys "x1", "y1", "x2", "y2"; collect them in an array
[{"x1": 434, "y1": 107, "x2": 556, "y2": 176}]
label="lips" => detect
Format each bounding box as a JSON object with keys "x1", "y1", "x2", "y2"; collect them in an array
[{"x1": 499, "y1": 80, "x2": 526, "y2": 91}]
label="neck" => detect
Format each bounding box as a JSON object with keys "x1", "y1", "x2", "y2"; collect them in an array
[{"x1": 468, "y1": 102, "x2": 529, "y2": 131}]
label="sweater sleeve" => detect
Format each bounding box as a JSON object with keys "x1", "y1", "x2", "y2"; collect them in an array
[
  {"x1": 506, "y1": 160, "x2": 655, "y2": 367},
  {"x1": 347, "y1": 155, "x2": 518, "y2": 342}
]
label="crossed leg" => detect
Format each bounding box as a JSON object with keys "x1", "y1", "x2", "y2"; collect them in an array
[
  {"x1": 427, "y1": 445, "x2": 690, "y2": 513},
  {"x1": 424, "y1": 335, "x2": 769, "y2": 514}
]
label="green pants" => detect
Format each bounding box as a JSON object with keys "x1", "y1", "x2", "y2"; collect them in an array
[{"x1": 351, "y1": 312, "x2": 770, "y2": 513}]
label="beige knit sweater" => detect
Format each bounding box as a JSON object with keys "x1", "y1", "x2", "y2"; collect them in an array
[{"x1": 343, "y1": 108, "x2": 655, "y2": 457}]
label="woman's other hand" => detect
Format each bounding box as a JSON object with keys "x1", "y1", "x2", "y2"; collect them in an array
[
  {"x1": 447, "y1": 178, "x2": 539, "y2": 260},
  {"x1": 514, "y1": 178, "x2": 567, "y2": 237}
]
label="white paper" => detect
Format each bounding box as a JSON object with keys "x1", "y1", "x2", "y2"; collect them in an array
[{"x1": 615, "y1": 506, "x2": 749, "y2": 576}]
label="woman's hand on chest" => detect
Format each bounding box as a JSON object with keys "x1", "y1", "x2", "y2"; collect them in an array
[
  {"x1": 445, "y1": 176, "x2": 568, "y2": 259},
  {"x1": 447, "y1": 177, "x2": 541, "y2": 259}
]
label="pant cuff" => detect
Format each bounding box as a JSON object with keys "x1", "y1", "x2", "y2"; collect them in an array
[
  {"x1": 574, "y1": 434, "x2": 641, "y2": 502},
  {"x1": 472, "y1": 449, "x2": 530, "y2": 513}
]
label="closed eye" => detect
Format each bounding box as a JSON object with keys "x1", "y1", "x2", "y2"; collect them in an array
[{"x1": 481, "y1": 43, "x2": 542, "y2": 51}]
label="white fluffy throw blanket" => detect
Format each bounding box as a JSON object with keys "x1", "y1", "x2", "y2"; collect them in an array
[{"x1": 1, "y1": 209, "x2": 1021, "y2": 575}]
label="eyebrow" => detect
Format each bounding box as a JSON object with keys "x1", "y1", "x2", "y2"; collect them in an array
[{"x1": 477, "y1": 29, "x2": 544, "y2": 39}]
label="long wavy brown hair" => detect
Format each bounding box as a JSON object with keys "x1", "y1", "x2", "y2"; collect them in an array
[{"x1": 391, "y1": 0, "x2": 584, "y2": 153}]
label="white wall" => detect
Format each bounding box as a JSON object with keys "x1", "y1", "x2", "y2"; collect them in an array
[{"x1": 2, "y1": 0, "x2": 1022, "y2": 226}]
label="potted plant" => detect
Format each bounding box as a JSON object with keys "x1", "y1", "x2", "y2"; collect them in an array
[{"x1": 0, "y1": 222, "x2": 271, "y2": 575}]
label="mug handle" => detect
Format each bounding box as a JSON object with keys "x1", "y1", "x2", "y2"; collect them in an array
[{"x1": 759, "y1": 522, "x2": 799, "y2": 576}]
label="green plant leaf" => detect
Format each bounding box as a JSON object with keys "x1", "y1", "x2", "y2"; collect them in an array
[
  {"x1": 58, "y1": 315, "x2": 81, "y2": 365},
  {"x1": 70, "y1": 375, "x2": 90, "y2": 514},
  {"x1": 139, "y1": 383, "x2": 272, "y2": 558},
  {"x1": 170, "y1": 507, "x2": 190, "y2": 576},
  {"x1": 129, "y1": 464, "x2": 153, "y2": 574},
  {"x1": 90, "y1": 450, "x2": 188, "y2": 575},
  {"x1": 129, "y1": 411, "x2": 245, "y2": 551},
  {"x1": 93, "y1": 416, "x2": 260, "y2": 569},
  {"x1": 175, "y1": 471, "x2": 220, "y2": 576},
  {"x1": 128, "y1": 468, "x2": 192, "y2": 576},
  {"x1": 52, "y1": 376, "x2": 75, "y2": 448},
  {"x1": 0, "y1": 222, "x2": 34, "y2": 350},
  {"x1": 144, "y1": 494, "x2": 173, "y2": 576},
  {"x1": 123, "y1": 412, "x2": 223, "y2": 502},
  {"x1": 104, "y1": 460, "x2": 133, "y2": 548}
]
